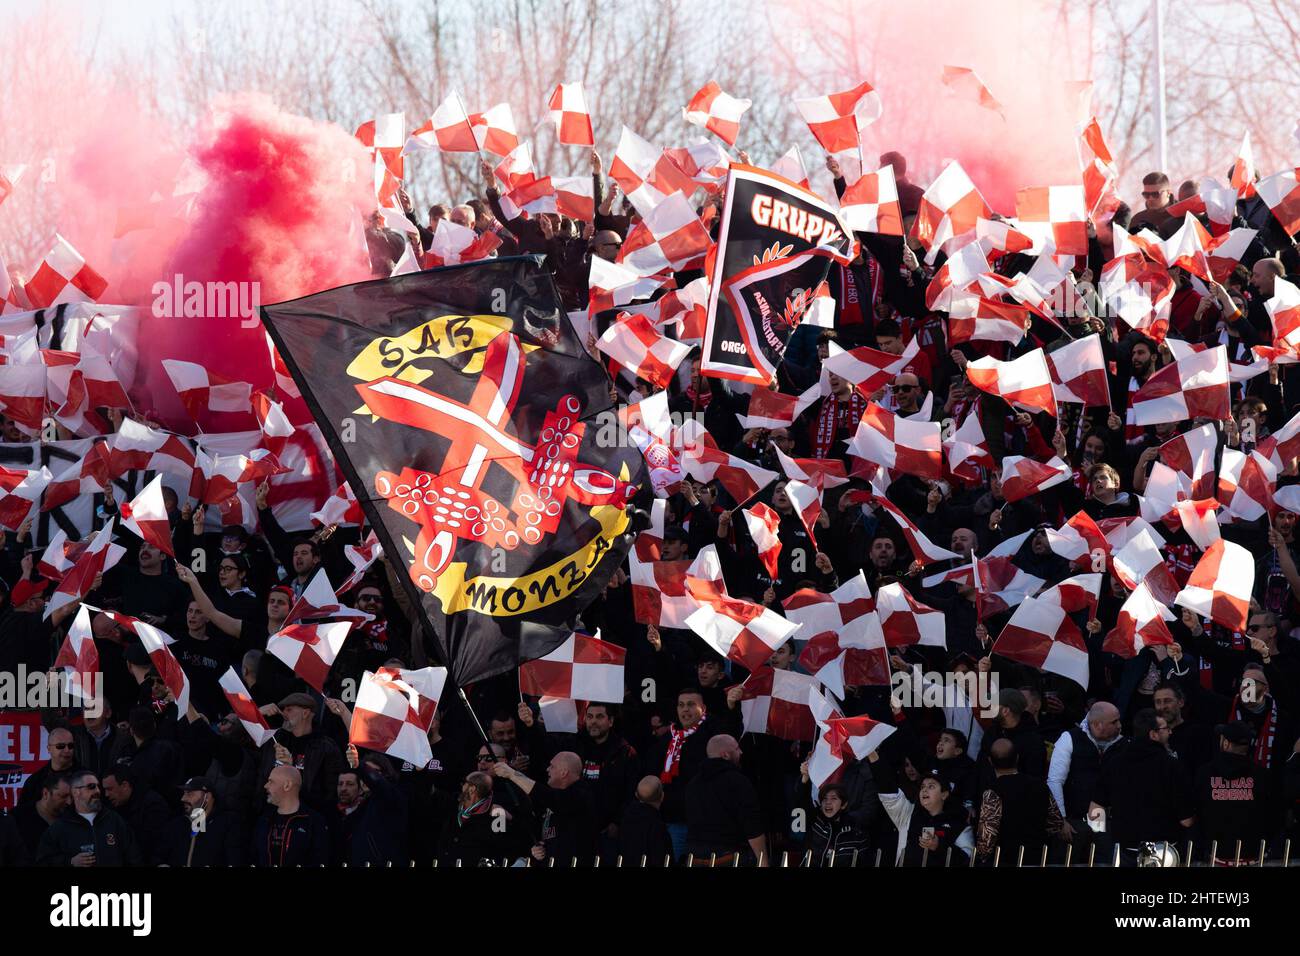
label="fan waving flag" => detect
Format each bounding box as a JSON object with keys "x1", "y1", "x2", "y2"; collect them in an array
[
  {"x1": 700, "y1": 164, "x2": 854, "y2": 385},
  {"x1": 518, "y1": 630, "x2": 624, "y2": 733},
  {"x1": 133, "y1": 612, "x2": 190, "y2": 715},
  {"x1": 262, "y1": 257, "x2": 645, "y2": 687},
  {"x1": 351, "y1": 666, "x2": 448, "y2": 767}
]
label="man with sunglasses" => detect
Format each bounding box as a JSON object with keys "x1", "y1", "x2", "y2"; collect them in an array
[
  {"x1": 888, "y1": 372, "x2": 927, "y2": 419},
  {"x1": 36, "y1": 770, "x2": 141, "y2": 866},
  {"x1": 17, "y1": 726, "x2": 79, "y2": 809},
  {"x1": 1129, "y1": 171, "x2": 1173, "y2": 233}
]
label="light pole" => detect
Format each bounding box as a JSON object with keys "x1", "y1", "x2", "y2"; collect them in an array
[{"x1": 1152, "y1": 0, "x2": 1168, "y2": 173}]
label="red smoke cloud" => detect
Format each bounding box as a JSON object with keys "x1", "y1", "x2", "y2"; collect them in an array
[
  {"x1": 134, "y1": 93, "x2": 374, "y2": 426},
  {"x1": 774, "y1": 0, "x2": 1093, "y2": 212}
]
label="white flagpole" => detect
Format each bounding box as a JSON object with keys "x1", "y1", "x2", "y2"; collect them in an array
[{"x1": 1152, "y1": 0, "x2": 1168, "y2": 173}]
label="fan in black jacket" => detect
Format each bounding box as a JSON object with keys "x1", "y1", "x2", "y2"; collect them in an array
[{"x1": 251, "y1": 765, "x2": 329, "y2": 867}]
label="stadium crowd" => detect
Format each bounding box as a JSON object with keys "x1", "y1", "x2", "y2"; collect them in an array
[{"x1": 3, "y1": 146, "x2": 1300, "y2": 870}]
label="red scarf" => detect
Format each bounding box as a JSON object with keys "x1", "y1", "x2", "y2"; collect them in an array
[
  {"x1": 812, "y1": 392, "x2": 866, "y2": 459},
  {"x1": 661, "y1": 719, "x2": 704, "y2": 783},
  {"x1": 1229, "y1": 695, "x2": 1279, "y2": 769},
  {"x1": 839, "y1": 265, "x2": 865, "y2": 327}
]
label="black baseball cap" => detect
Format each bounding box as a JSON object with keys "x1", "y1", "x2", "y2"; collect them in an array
[{"x1": 179, "y1": 776, "x2": 214, "y2": 792}]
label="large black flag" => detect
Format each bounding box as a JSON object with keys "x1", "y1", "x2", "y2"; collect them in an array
[
  {"x1": 700, "y1": 164, "x2": 855, "y2": 385},
  {"x1": 262, "y1": 257, "x2": 646, "y2": 685}
]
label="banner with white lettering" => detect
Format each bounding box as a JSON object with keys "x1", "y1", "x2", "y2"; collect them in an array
[
  {"x1": 700, "y1": 165, "x2": 854, "y2": 385},
  {"x1": 0, "y1": 710, "x2": 48, "y2": 810}
]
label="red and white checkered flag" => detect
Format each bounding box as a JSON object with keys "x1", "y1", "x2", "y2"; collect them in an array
[
  {"x1": 941, "y1": 65, "x2": 1005, "y2": 117},
  {"x1": 0, "y1": 464, "x2": 50, "y2": 531},
  {"x1": 840, "y1": 165, "x2": 904, "y2": 236},
  {"x1": 685, "y1": 546, "x2": 799, "y2": 671},
  {"x1": 0, "y1": 364, "x2": 46, "y2": 429},
  {"x1": 24, "y1": 235, "x2": 109, "y2": 309},
  {"x1": 587, "y1": 256, "x2": 673, "y2": 314},
  {"x1": 847, "y1": 403, "x2": 943, "y2": 480},
  {"x1": 793, "y1": 81, "x2": 881, "y2": 154},
  {"x1": 912, "y1": 162, "x2": 992, "y2": 259},
  {"x1": 617, "y1": 192, "x2": 712, "y2": 275},
  {"x1": 993, "y1": 594, "x2": 1091, "y2": 689},
  {"x1": 1131, "y1": 344, "x2": 1230, "y2": 425},
  {"x1": 597, "y1": 311, "x2": 693, "y2": 389},
  {"x1": 355, "y1": 113, "x2": 405, "y2": 206},
  {"x1": 351, "y1": 666, "x2": 448, "y2": 767},
  {"x1": 736, "y1": 383, "x2": 819, "y2": 430},
  {"x1": 875, "y1": 582, "x2": 945, "y2": 648},
  {"x1": 548, "y1": 82, "x2": 595, "y2": 146},
  {"x1": 739, "y1": 667, "x2": 817, "y2": 741},
  {"x1": 772, "y1": 444, "x2": 847, "y2": 489},
  {"x1": 519, "y1": 630, "x2": 625, "y2": 733},
  {"x1": 1257, "y1": 167, "x2": 1300, "y2": 237},
  {"x1": 406, "y1": 91, "x2": 478, "y2": 153},
  {"x1": 629, "y1": 547, "x2": 718, "y2": 630},
  {"x1": 679, "y1": 420, "x2": 778, "y2": 507},
  {"x1": 683, "y1": 81, "x2": 751, "y2": 146},
  {"x1": 966, "y1": 349, "x2": 1056, "y2": 417},
  {"x1": 742, "y1": 501, "x2": 782, "y2": 578},
  {"x1": 131, "y1": 608, "x2": 190, "y2": 715},
  {"x1": 828, "y1": 714, "x2": 897, "y2": 761},
  {"x1": 43, "y1": 442, "x2": 111, "y2": 511},
  {"x1": 1175, "y1": 539, "x2": 1253, "y2": 634},
  {"x1": 218, "y1": 667, "x2": 276, "y2": 746},
  {"x1": 1015, "y1": 185, "x2": 1088, "y2": 256},
  {"x1": 1230, "y1": 131, "x2": 1257, "y2": 199},
  {"x1": 1103, "y1": 583, "x2": 1174, "y2": 659},
  {"x1": 998, "y1": 455, "x2": 1071, "y2": 502},
  {"x1": 54, "y1": 605, "x2": 101, "y2": 707},
  {"x1": 310, "y1": 481, "x2": 363, "y2": 528},
  {"x1": 609, "y1": 126, "x2": 698, "y2": 217},
  {"x1": 107, "y1": 418, "x2": 195, "y2": 479},
  {"x1": 118, "y1": 474, "x2": 174, "y2": 557},
  {"x1": 338, "y1": 531, "x2": 383, "y2": 595},
  {"x1": 1110, "y1": 526, "x2": 1181, "y2": 606},
  {"x1": 823, "y1": 338, "x2": 918, "y2": 397},
  {"x1": 467, "y1": 102, "x2": 519, "y2": 157},
  {"x1": 267, "y1": 621, "x2": 353, "y2": 692},
  {"x1": 162, "y1": 360, "x2": 253, "y2": 420},
  {"x1": 552, "y1": 175, "x2": 595, "y2": 221},
  {"x1": 1046, "y1": 334, "x2": 1109, "y2": 407}
]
